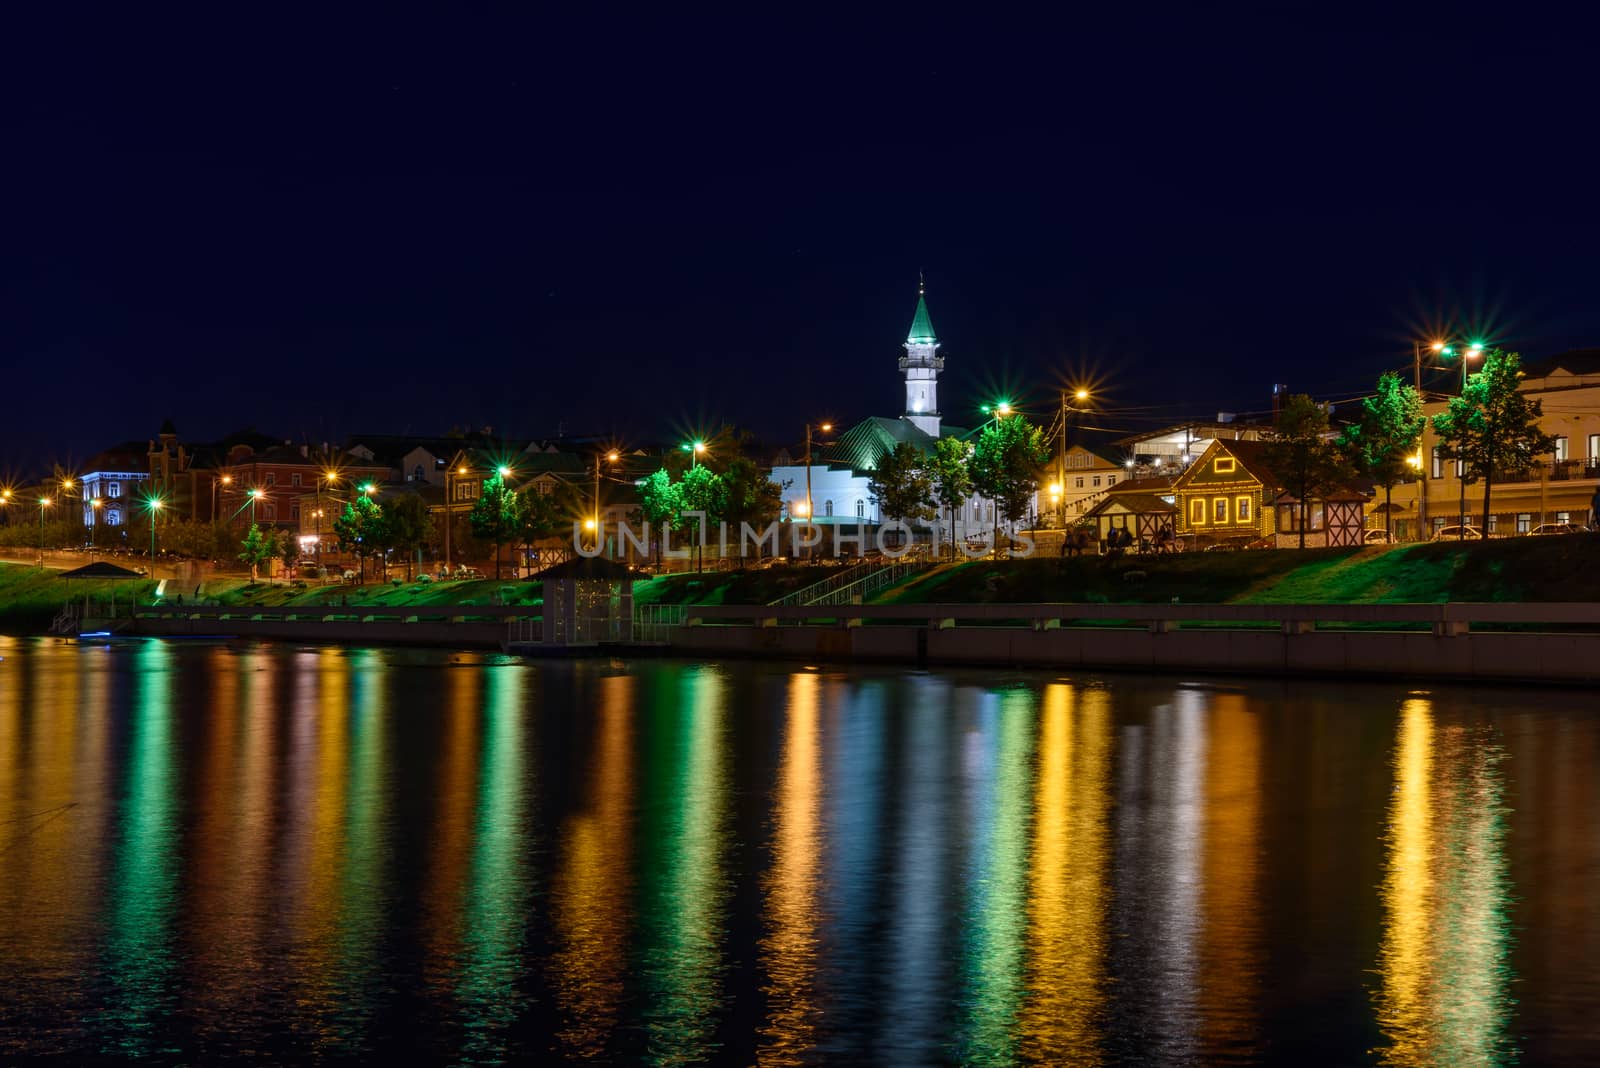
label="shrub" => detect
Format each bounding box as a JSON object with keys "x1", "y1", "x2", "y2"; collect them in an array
[
  {"x1": 391, "y1": 578, "x2": 403, "y2": 587},
  {"x1": 416, "y1": 573, "x2": 433, "y2": 584}
]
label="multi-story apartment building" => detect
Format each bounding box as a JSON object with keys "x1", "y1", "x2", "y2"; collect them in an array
[{"x1": 1387, "y1": 350, "x2": 1600, "y2": 539}]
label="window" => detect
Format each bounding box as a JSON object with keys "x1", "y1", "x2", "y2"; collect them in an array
[
  {"x1": 1556, "y1": 511, "x2": 1571, "y2": 523},
  {"x1": 1236, "y1": 496, "x2": 1252, "y2": 522},
  {"x1": 1075, "y1": 477, "x2": 1084, "y2": 489},
  {"x1": 107, "y1": 510, "x2": 121, "y2": 526},
  {"x1": 1189, "y1": 498, "x2": 1207, "y2": 525},
  {"x1": 265, "y1": 472, "x2": 276, "y2": 487},
  {"x1": 1589, "y1": 434, "x2": 1600, "y2": 461},
  {"x1": 291, "y1": 505, "x2": 300, "y2": 520},
  {"x1": 1092, "y1": 476, "x2": 1101, "y2": 488},
  {"x1": 1107, "y1": 474, "x2": 1117, "y2": 486},
  {"x1": 1487, "y1": 514, "x2": 1498, "y2": 533},
  {"x1": 1432, "y1": 516, "x2": 1447, "y2": 534},
  {"x1": 1516, "y1": 513, "x2": 1532, "y2": 534},
  {"x1": 1431, "y1": 447, "x2": 1444, "y2": 479},
  {"x1": 1212, "y1": 497, "x2": 1228, "y2": 523},
  {"x1": 1554, "y1": 436, "x2": 1569, "y2": 461},
  {"x1": 855, "y1": 499, "x2": 865, "y2": 518},
  {"x1": 265, "y1": 503, "x2": 276, "y2": 520},
  {"x1": 824, "y1": 500, "x2": 833, "y2": 517},
  {"x1": 1213, "y1": 456, "x2": 1237, "y2": 475},
  {"x1": 108, "y1": 481, "x2": 121, "y2": 498},
  {"x1": 291, "y1": 473, "x2": 302, "y2": 488}
]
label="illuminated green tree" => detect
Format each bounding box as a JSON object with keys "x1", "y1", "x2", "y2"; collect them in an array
[
  {"x1": 1339, "y1": 372, "x2": 1425, "y2": 538},
  {"x1": 334, "y1": 495, "x2": 390, "y2": 581},
  {"x1": 1432, "y1": 349, "x2": 1556, "y2": 541},
  {"x1": 929, "y1": 437, "x2": 974, "y2": 560},
  {"x1": 468, "y1": 473, "x2": 524, "y2": 579},
  {"x1": 971, "y1": 416, "x2": 1050, "y2": 553},
  {"x1": 238, "y1": 522, "x2": 275, "y2": 581},
  {"x1": 868, "y1": 442, "x2": 936, "y2": 529},
  {"x1": 638, "y1": 468, "x2": 683, "y2": 567},
  {"x1": 679, "y1": 464, "x2": 726, "y2": 571}
]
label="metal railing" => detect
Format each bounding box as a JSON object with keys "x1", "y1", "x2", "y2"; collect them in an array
[
  {"x1": 771, "y1": 562, "x2": 882, "y2": 606},
  {"x1": 805, "y1": 560, "x2": 930, "y2": 607},
  {"x1": 633, "y1": 603, "x2": 687, "y2": 642},
  {"x1": 684, "y1": 600, "x2": 1600, "y2": 636}
]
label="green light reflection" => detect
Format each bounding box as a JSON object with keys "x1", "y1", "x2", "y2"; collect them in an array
[
  {"x1": 97, "y1": 640, "x2": 178, "y2": 1057},
  {"x1": 954, "y1": 688, "x2": 1037, "y2": 1066}
]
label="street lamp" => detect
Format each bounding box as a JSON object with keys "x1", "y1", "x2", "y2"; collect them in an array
[
  {"x1": 148, "y1": 498, "x2": 163, "y2": 571},
  {"x1": 802, "y1": 422, "x2": 833, "y2": 538},
  {"x1": 38, "y1": 497, "x2": 52, "y2": 568},
  {"x1": 212, "y1": 472, "x2": 232, "y2": 523},
  {"x1": 444, "y1": 464, "x2": 469, "y2": 577},
  {"x1": 681, "y1": 440, "x2": 707, "y2": 468},
  {"x1": 591, "y1": 450, "x2": 621, "y2": 551},
  {"x1": 247, "y1": 488, "x2": 264, "y2": 525},
  {"x1": 1426, "y1": 339, "x2": 1487, "y2": 539},
  {"x1": 89, "y1": 498, "x2": 102, "y2": 558}
]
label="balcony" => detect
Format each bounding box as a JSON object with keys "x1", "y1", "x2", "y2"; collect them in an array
[{"x1": 1500, "y1": 459, "x2": 1600, "y2": 484}]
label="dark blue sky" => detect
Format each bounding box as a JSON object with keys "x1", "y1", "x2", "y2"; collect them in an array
[{"x1": 5, "y1": 10, "x2": 1598, "y2": 472}]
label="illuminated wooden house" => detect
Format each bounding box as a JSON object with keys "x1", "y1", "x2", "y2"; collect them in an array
[
  {"x1": 1171, "y1": 440, "x2": 1276, "y2": 546},
  {"x1": 1173, "y1": 438, "x2": 1368, "y2": 548},
  {"x1": 1079, "y1": 477, "x2": 1177, "y2": 546}
]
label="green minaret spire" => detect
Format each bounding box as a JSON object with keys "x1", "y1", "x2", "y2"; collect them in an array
[{"x1": 906, "y1": 274, "x2": 937, "y2": 345}]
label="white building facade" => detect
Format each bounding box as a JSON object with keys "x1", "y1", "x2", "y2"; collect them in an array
[{"x1": 768, "y1": 284, "x2": 1001, "y2": 548}]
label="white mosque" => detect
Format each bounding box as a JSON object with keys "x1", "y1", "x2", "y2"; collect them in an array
[{"x1": 767, "y1": 282, "x2": 1000, "y2": 544}]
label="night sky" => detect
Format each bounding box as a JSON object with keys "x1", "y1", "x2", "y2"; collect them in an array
[{"x1": 6, "y1": 11, "x2": 1598, "y2": 472}]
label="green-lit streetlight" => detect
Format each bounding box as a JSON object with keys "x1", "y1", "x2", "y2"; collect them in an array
[
  {"x1": 147, "y1": 498, "x2": 163, "y2": 571},
  {"x1": 248, "y1": 487, "x2": 264, "y2": 525},
  {"x1": 681, "y1": 440, "x2": 706, "y2": 468}
]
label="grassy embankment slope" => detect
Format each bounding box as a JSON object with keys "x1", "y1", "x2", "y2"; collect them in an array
[
  {"x1": 4, "y1": 538, "x2": 1597, "y2": 633},
  {"x1": 877, "y1": 536, "x2": 1600, "y2": 606}
]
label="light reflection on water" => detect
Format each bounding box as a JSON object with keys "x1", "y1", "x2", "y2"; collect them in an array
[
  {"x1": 0, "y1": 638, "x2": 1592, "y2": 1063},
  {"x1": 1373, "y1": 697, "x2": 1516, "y2": 1066}
]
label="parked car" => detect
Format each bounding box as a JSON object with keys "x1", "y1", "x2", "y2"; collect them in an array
[
  {"x1": 1528, "y1": 522, "x2": 1581, "y2": 536},
  {"x1": 1363, "y1": 529, "x2": 1397, "y2": 545},
  {"x1": 1432, "y1": 524, "x2": 1487, "y2": 541}
]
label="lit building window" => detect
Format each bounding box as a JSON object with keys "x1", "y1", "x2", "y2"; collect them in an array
[
  {"x1": 855, "y1": 499, "x2": 865, "y2": 518},
  {"x1": 1516, "y1": 513, "x2": 1532, "y2": 534},
  {"x1": 108, "y1": 482, "x2": 120, "y2": 497},
  {"x1": 1553, "y1": 436, "x2": 1569, "y2": 461}
]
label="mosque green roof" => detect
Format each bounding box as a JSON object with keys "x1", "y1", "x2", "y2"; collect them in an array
[{"x1": 906, "y1": 293, "x2": 937, "y2": 345}]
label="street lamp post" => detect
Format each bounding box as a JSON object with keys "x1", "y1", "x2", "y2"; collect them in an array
[
  {"x1": 1433, "y1": 340, "x2": 1485, "y2": 540},
  {"x1": 591, "y1": 450, "x2": 620, "y2": 553},
  {"x1": 248, "y1": 488, "x2": 263, "y2": 526},
  {"x1": 444, "y1": 464, "x2": 468, "y2": 577},
  {"x1": 38, "y1": 497, "x2": 52, "y2": 568},
  {"x1": 148, "y1": 498, "x2": 163, "y2": 573},
  {"x1": 89, "y1": 499, "x2": 102, "y2": 559},
  {"x1": 1057, "y1": 389, "x2": 1090, "y2": 528},
  {"x1": 802, "y1": 422, "x2": 832, "y2": 554},
  {"x1": 212, "y1": 472, "x2": 232, "y2": 524}
]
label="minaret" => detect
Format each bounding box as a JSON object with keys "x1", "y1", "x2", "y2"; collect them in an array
[{"x1": 900, "y1": 276, "x2": 943, "y2": 436}]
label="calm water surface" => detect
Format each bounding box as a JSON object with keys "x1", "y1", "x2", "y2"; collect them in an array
[{"x1": 0, "y1": 636, "x2": 1595, "y2": 1065}]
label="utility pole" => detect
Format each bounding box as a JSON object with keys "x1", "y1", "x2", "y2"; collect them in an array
[{"x1": 1057, "y1": 390, "x2": 1068, "y2": 528}]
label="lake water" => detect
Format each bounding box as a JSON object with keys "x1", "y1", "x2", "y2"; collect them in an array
[{"x1": 0, "y1": 637, "x2": 1595, "y2": 1065}]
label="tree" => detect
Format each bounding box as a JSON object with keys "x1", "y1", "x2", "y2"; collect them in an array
[
  {"x1": 720, "y1": 456, "x2": 784, "y2": 562},
  {"x1": 387, "y1": 494, "x2": 434, "y2": 579},
  {"x1": 1339, "y1": 372, "x2": 1425, "y2": 538},
  {"x1": 1263, "y1": 394, "x2": 1352, "y2": 550},
  {"x1": 638, "y1": 468, "x2": 682, "y2": 568},
  {"x1": 928, "y1": 436, "x2": 973, "y2": 560},
  {"x1": 278, "y1": 530, "x2": 301, "y2": 573},
  {"x1": 1431, "y1": 349, "x2": 1556, "y2": 541},
  {"x1": 679, "y1": 464, "x2": 726, "y2": 572},
  {"x1": 238, "y1": 523, "x2": 275, "y2": 581},
  {"x1": 970, "y1": 416, "x2": 1050, "y2": 555},
  {"x1": 333, "y1": 496, "x2": 390, "y2": 581},
  {"x1": 468, "y1": 473, "x2": 524, "y2": 579},
  {"x1": 868, "y1": 442, "x2": 936, "y2": 530},
  {"x1": 516, "y1": 488, "x2": 564, "y2": 571}
]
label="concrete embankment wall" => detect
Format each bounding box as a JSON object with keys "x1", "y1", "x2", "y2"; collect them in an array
[
  {"x1": 672, "y1": 624, "x2": 1600, "y2": 686},
  {"x1": 136, "y1": 616, "x2": 507, "y2": 649}
]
